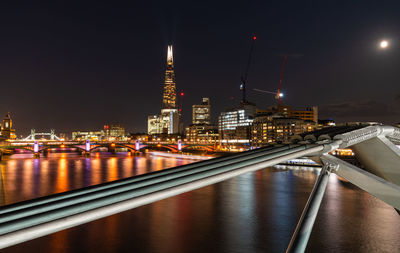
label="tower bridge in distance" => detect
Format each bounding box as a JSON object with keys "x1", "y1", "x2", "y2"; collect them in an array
[
  {"x1": 22, "y1": 129, "x2": 61, "y2": 141},
  {"x1": 0, "y1": 123, "x2": 399, "y2": 252}
]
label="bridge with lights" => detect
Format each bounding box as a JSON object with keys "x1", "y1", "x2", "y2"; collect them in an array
[
  {"x1": 0, "y1": 124, "x2": 399, "y2": 252},
  {"x1": 0, "y1": 132, "x2": 217, "y2": 159}
]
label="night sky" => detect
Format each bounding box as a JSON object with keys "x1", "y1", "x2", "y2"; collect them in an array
[{"x1": 0, "y1": 1, "x2": 399, "y2": 136}]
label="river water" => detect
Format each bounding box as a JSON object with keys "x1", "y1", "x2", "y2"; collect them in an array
[{"x1": 0, "y1": 153, "x2": 399, "y2": 253}]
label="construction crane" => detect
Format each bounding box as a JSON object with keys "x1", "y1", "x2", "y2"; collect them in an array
[
  {"x1": 240, "y1": 35, "x2": 257, "y2": 103},
  {"x1": 253, "y1": 55, "x2": 288, "y2": 105},
  {"x1": 253, "y1": 88, "x2": 284, "y2": 97},
  {"x1": 276, "y1": 55, "x2": 288, "y2": 105}
]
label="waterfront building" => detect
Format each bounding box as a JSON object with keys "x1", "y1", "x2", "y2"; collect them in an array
[
  {"x1": 218, "y1": 102, "x2": 319, "y2": 147},
  {"x1": 250, "y1": 115, "x2": 315, "y2": 146},
  {"x1": 148, "y1": 115, "x2": 162, "y2": 135},
  {"x1": 0, "y1": 112, "x2": 16, "y2": 140},
  {"x1": 160, "y1": 108, "x2": 179, "y2": 134},
  {"x1": 147, "y1": 45, "x2": 180, "y2": 135},
  {"x1": 72, "y1": 130, "x2": 105, "y2": 141},
  {"x1": 218, "y1": 102, "x2": 256, "y2": 144},
  {"x1": 185, "y1": 124, "x2": 218, "y2": 143},
  {"x1": 186, "y1": 97, "x2": 217, "y2": 143},
  {"x1": 129, "y1": 133, "x2": 149, "y2": 142},
  {"x1": 104, "y1": 124, "x2": 125, "y2": 140},
  {"x1": 192, "y1": 98, "x2": 211, "y2": 125}
]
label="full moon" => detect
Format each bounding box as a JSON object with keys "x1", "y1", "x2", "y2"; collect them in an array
[{"x1": 380, "y1": 40, "x2": 389, "y2": 48}]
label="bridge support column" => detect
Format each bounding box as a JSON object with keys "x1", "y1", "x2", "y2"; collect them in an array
[
  {"x1": 134, "y1": 140, "x2": 141, "y2": 155},
  {"x1": 178, "y1": 140, "x2": 182, "y2": 153},
  {"x1": 286, "y1": 163, "x2": 336, "y2": 253},
  {"x1": 84, "y1": 140, "x2": 91, "y2": 157},
  {"x1": 33, "y1": 141, "x2": 40, "y2": 159},
  {"x1": 109, "y1": 143, "x2": 116, "y2": 154}
]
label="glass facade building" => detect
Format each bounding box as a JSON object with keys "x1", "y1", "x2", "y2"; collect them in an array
[
  {"x1": 218, "y1": 103, "x2": 256, "y2": 144},
  {"x1": 192, "y1": 98, "x2": 211, "y2": 125}
]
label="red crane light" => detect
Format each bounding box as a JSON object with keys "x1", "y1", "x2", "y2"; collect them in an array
[
  {"x1": 252, "y1": 36, "x2": 257, "y2": 40},
  {"x1": 180, "y1": 92, "x2": 184, "y2": 96}
]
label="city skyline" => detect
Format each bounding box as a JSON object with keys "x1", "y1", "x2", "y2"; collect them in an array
[{"x1": 0, "y1": 1, "x2": 399, "y2": 135}]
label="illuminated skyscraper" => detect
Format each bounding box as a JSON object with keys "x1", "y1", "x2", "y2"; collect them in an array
[
  {"x1": 148, "y1": 45, "x2": 180, "y2": 135},
  {"x1": 162, "y1": 45, "x2": 177, "y2": 109}
]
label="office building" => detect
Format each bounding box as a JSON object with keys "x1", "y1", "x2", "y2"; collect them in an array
[
  {"x1": 148, "y1": 115, "x2": 162, "y2": 135},
  {"x1": 104, "y1": 124, "x2": 125, "y2": 140},
  {"x1": 185, "y1": 124, "x2": 218, "y2": 143},
  {"x1": 72, "y1": 130, "x2": 105, "y2": 141},
  {"x1": 218, "y1": 102, "x2": 256, "y2": 144},
  {"x1": 251, "y1": 115, "x2": 316, "y2": 146},
  {"x1": 192, "y1": 98, "x2": 211, "y2": 125}
]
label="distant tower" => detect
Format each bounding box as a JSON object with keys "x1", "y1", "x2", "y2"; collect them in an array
[
  {"x1": 162, "y1": 45, "x2": 177, "y2": 109},
  {"x1": 0, "y1": 112, "x2": 16, "y2": 140}
]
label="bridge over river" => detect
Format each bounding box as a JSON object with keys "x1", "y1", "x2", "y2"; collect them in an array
[{"x1": 0, "y1": 139, "x2": 217, "y2": 159}]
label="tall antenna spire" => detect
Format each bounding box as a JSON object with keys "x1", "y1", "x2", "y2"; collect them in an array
[{"x1": 167, "y1": 45, "x2": 173, "y2": 64}]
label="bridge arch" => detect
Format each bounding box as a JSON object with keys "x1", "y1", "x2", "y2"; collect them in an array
[
  {"x1": 89, "y1": 143, "x2": 137, "y2": 153},
  {"x1": 139, "y1": 144, "x2": 178, "y2": 152},
  {"x1": 39, "y1": 145, "x2": 86, "y2": 153},
  {"x1": 181, "y1": 144, "x2": 215, "y2": 152}
]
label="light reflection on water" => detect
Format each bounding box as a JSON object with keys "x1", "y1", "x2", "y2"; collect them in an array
[
  {"x1": 0, "y1": 153, "x2": 399, "y2": 253},
  {"x1": 0, "y1": 153, "x2": 195, "y2": 205}
]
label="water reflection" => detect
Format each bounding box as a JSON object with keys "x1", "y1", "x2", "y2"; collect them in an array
[
  {"x1": 0, "y1": 153, "x2": 196, "y2": 205},
  {"x1": 0, "y1": 163, "x2": 6, "y2": 205}
]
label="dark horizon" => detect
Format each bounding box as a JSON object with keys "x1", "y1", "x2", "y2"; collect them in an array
[{"x1": 0, "y1": 1, "x2": 399, "y2": 136}]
